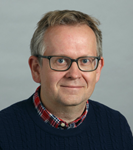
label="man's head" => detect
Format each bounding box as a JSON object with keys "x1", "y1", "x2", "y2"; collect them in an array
[
  {"x1": 29, "y1": 10, "x2": 104, "y2": 113},
  {"x1": 30, "y1": 10, "x2": 102, "y2": 64}
]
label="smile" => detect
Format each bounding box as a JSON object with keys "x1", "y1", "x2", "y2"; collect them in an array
[{"x1": 60, "y1": 85, "x2": 83, "y2": 88}]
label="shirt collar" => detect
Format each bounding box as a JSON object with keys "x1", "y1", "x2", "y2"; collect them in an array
[{"x1": 33, "y1": 86, "x2": 89, "y2": 129}]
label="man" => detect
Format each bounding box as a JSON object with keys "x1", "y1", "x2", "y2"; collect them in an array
[{"x1": 0, "y1": 10, "x2": 133, "y2": 150}]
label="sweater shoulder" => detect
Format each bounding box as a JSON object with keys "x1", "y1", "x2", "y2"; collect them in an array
[
  {"x1": 88, "y1": 100, "x2": 133, "y2": 148},
  {"x1": 0, "y1": 95, "x2": 33, "y2": 120},
  {"x1": 89, "y1": 99, "x2": 133, "y2": 134},
  {"x1": 89, "y1": 99, "x2": 121, "y2": 116},
  {"x1": 88, "y1": 99, "x2": 129, "y2": 126}
]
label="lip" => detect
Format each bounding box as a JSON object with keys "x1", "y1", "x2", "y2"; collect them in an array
[{"x1": 60, "y1": 85, "x2": 83, "y2": 88}]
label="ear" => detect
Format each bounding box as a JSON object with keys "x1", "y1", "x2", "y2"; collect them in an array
[
  {"x1": 96, "y1": 57, "x2": 104, "y2": 83},
  {"x1": 28, "y1": 56, "x2": 41, "y2": 83}
]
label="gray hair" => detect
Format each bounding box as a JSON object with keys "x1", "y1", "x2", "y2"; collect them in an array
[{"x1": 30, "y1": 10, "x2": 102, "y2": 63}]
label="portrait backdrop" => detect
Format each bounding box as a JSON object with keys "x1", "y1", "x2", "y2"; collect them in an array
[{"x1": 0, "y1": 0, "x2": 133, "y2": 131}]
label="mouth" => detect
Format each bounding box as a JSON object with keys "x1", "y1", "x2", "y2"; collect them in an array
[{"x1": 60, "y1": 85, "x2": 83, "y2": 88}]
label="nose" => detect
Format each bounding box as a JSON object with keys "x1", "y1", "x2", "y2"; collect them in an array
[{"x1": 65, "y1": 62, "x2": 81, "y2": 79}]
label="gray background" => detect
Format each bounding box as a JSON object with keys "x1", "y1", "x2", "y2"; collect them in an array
[{"x1": 0, "y1": 0, "x2": 133, "y2": 131}]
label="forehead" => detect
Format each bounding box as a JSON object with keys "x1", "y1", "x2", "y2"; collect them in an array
[{"x1": 44, "y1": 25, "x2": 97, "y2": 57}]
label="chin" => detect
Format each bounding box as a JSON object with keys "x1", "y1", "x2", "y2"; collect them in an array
[{"x1": 58, "y1": 96, "x2": 87, "y2": 107}]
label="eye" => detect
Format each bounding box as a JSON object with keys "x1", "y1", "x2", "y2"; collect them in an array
[
  {"x1": 57, "y1": 58, "x2": 65, "y2": 64},
  {"x1": 55, "y1": 57, "x2": 69, "y2": 66},
  {"x1": 82, "y1": 59, "x2": 90, "y2": 64},
  {"x1": 82, "y1": 59, "x2": 89, "y2": 64},
  {"x1": 52, "y1": 56, "x2": 70, "y2": 67}
]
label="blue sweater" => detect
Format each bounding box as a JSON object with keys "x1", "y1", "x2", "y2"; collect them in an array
[{"x1": 0, "y1": 95, "x2": 133, "y2": 150}]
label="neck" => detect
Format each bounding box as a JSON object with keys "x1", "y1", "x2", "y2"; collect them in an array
[
  {"x1": 40, "y1": 88, "x2": 87, "y2": 123},
  {"x1": 50, "y1": 104, "x2": 86, "y2": 123},
  {"x1": 41, "y1": 98, "x2": 86, "y2": 124}
]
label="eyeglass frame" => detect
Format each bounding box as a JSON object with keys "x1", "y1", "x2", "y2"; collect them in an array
[{"x1": 35, "y1": 54, "x2": 101, "y2": 72}]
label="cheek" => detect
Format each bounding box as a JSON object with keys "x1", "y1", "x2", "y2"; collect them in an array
[
  {"x1": 42, "y1": 71, "x2": 65, "y2": 89},
  {"x1": 85, "y1": 73, "x2": 97, "y2": 97},
  {"x1": 83, "y1": 72, "x2": 97, "y2": 88}
]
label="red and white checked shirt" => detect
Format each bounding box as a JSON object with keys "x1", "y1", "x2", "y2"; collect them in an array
[{"x1": 33, "y1": 86, "x2": 89, "y2": 129}]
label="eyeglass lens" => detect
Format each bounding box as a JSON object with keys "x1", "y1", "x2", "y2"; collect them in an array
[{"x1": 50, "y1": 56, "x2": 98, "y2": 71}]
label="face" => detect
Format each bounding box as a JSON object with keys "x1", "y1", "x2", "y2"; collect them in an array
[{"x1": 29, "y1": 24, "x2": 104, "y2": 111}]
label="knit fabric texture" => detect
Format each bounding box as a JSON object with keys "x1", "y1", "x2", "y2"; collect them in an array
[{"x1": 0, "y1": 95, "x2": 133, "y2": 150}]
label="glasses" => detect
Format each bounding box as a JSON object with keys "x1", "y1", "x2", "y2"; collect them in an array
[{"x1": 35, "y1": 55, "x2": 101, "y2": 72}]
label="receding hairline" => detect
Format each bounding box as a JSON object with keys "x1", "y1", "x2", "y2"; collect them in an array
[
  {"x1": 30, "y1": 10, "x2": 102, "y2": 62},
  {"x1": 44, "y1": 23, "x2": 95, "y2": 38},
  {"x1": 43, "y1": 24, "x2": 98, "y2": 56}
]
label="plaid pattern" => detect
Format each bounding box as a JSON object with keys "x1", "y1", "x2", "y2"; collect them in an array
[{"x1": 33, "y1": 86, "x2": 89, "y2": 129}]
